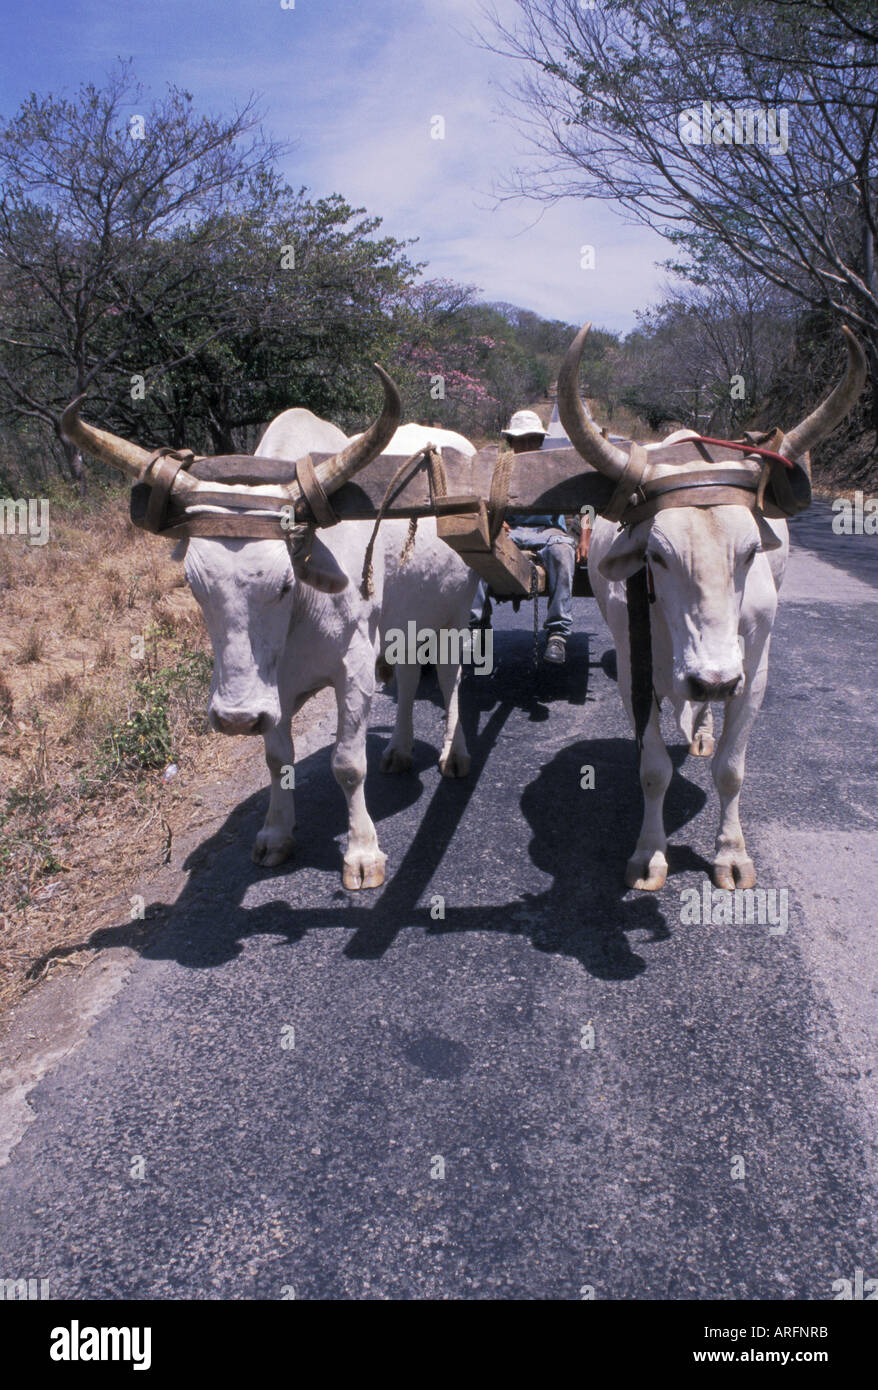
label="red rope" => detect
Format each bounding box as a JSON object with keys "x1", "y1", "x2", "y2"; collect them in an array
[{"x1": 692, "y1": 435, "x2": 794, "y2": 470}]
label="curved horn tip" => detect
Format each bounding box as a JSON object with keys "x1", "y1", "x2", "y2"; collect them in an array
[
  {"x1": 841, "y1": 324, "x2": 868, "y2": 375},
  {"x1": 371, "y1": 362, "x2": 402, "y2": 407},
  {"x1": 567, "y1": 322, "x2": 592, "y2": 355},
  {"x1": 574, "y1": 322, "x2": 593, "y2": 349},
  {"x1": 557, "y1": 321, "x2": 632, "y2": 481},
  {"x1": 559, "y1": 323, "x2": 593, "y2": 383},
  {"x1": 308, "y1": 362, "x2": 403, "y2": 499},
  {"x1": 60, "y1": 394, "x2": 86, "y2": 441},
  {"x1": 779, "y1": 322, "x2": 869, "y2": 463}
]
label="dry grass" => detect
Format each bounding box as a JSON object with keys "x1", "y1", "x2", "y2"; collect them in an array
[
  {"x1": 0, "y1": 491, "x2": 245, "y2": 1014},
  {"x1": 0, "y1": 673, "x2": 14, "y2": 724},
  {"x1": 598, "y1": 402, "x2": 670, "y2": 443},
  {"x1": 15, "y1": 624, "x2": 47, "y2": 665}
]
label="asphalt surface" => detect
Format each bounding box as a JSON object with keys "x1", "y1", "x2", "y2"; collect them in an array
[{"x1": 0, "y1": 500, "x2": 876, "y2": 1300}]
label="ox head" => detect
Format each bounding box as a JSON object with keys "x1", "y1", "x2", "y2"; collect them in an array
[
  {"x1": 62, "y1": 367, "x2": 401, "y2": 735},
  {"x1": 179, "y1": 528, "x2": 348, "y2": 735},
  {"x1": 559, "y1": 323, "x2": 867, "y2": 710}
]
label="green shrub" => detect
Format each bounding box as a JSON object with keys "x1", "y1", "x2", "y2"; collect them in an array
[{"x1": 97, "y1": 646, "x2": 212, "y2": 778}]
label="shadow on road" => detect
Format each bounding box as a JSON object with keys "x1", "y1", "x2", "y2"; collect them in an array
[{"x1": 33, "y1": 629, "x2": 711, "y2": 982}]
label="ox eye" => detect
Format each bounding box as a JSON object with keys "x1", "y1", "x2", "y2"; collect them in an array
[
  {"x1": 279, "y1": 579, "x2": 293, "y2": 597},
  {"x1": 647, "y1": 552, "x2": 667, "y2": 568}
]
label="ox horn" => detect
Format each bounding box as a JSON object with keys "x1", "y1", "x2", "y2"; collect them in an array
[
  {"x1": 778, "y1": 327, "x2": 868, "y2": 472},
  {"x1": 61, "y1": 361, "x2": 401, "y2": 502},
  {"x1": 558, "y1": 323, "x2": 645, "y2": 486},
  {"x1": 60, "y1": 397, "x2": 155, "y2": 481},
  {"x1": 310, "y1": 363, "x2": 401, "y2": 494}
]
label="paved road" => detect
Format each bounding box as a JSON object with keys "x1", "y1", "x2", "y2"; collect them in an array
[{"x1": 1, "y1": 501, "x2": 876, "y2": 1299}]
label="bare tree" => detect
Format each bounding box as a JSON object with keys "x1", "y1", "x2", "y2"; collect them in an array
[
  {"x1": 483, "y1": 0, "x2": 878, "y2": 426},
  {"x1": 620, "y1": 265, "x2": 797, "y2": 433}
]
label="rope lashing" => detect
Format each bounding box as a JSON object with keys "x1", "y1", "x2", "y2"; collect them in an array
[
  {"x1": 691, "y1": 435, "x2": 794, "y2": 470},
  {"x1": 399, "y1": 516, "x2": 419, "y2": 566},
  {"x1": 360, "y1": 446, "x2": 436, "y2": 598}
]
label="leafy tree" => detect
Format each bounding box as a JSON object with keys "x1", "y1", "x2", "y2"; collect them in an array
[
  {"x1": 102, "y1": 177, "x2": 422, "y2": 454},
  {"x1": 0, "y1": 61, "x2": 277, "y2": 488}
]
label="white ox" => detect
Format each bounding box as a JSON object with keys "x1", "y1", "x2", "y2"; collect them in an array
[
  {"x1": 180, "y1": 412, "x2": 478, "y2": 889},
  {"x1": 558, "y1": 324, "x2": 866, "y2": 891},
  {"x1": 62, "y1": 386, "x2": 478, "y2": 891}
]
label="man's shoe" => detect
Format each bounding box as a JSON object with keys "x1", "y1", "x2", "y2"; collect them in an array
[{"x1": 544, "y1": 635, "x2": 567, "y2": 664}]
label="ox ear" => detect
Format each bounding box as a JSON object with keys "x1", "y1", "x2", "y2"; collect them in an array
[
  {"x1": 598, "y1": 526, "x2": 647, "y2": 582},
  {"x1": 292, "y1": 534, "x2": 349, "y2": 595},
  {"x1": 756, "y1": 513, "x2": 785, "y2": 551},
  {"x1": 170, "y1": 538, "x2": 189, "y2": 563}
]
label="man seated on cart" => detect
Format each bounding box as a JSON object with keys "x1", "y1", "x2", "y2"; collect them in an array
[{"x1": 469, "y1": 410, "x2": 590, "y2": 665}]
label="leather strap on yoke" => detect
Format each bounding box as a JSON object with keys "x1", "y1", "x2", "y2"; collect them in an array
[
  {"x1": 603, "y1": 443, "x2": 649, "y2": 522},
  {"x1": 620, "y1": 469, "x2": 761, "y2": 528},
  {"x1": 606, "y1": 428, "x2": 809, "y2": 527},
  {"x1": 139, "y1": 448, "x2": 196, "y2": 534},
  {"x1": 295, "y1": 452, "x2": 339, "y2": 528},
  {"x1": 132, "y1": 445, "x2": 308, "y2": 539},
  {"x1": 157, "y1": 514, "x2": 299, "y2": 541}
]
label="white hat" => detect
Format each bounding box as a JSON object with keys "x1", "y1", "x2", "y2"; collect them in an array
[{"x1": 502, "y1": 410, "x2": 546, "y2": 438}]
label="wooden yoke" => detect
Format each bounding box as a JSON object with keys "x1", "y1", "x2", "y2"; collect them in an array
[
  {"x1": 319, "y1": 434, "x2": 802, "y2": 521},
  {"x1": 144, "y1": 431, "x2": 795, "y2": 598},
  {"x1": 435, "y1": 498, "x2": 547, "y2": 598},
  {"x1": 425, "y1": 444, "x2": 547, "y2": 598},
  {"x1": 319, "y1": 443, "x2": 616, "y2": 520}
]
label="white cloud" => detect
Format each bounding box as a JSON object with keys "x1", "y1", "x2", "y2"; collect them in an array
[
  {"x1": 2, "y1": 0, "x2": 671, "y2": 331},
  {"x1": 267, "y1": 0, "x2": 670, "y2": 331}
]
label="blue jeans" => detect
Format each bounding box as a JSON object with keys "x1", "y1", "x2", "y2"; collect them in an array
[
  {"x1": 507, "y1": 526, "x2": 575, "y2": 637},
  {"x1": 470, "y1": 578, "x2": 491, "y2": 626}
]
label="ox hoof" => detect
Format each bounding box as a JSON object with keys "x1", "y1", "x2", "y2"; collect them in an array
[
  {"x1": 625, "y1": 852, "x2": 668, "y2": 892},
  {"x1": 342, "y1": 849, "x2": 387, "y2": 891},
  {"x1": 689, "y1": 732, "x2": 715, "y2": 757},
  {"x1": 439, "y1": 750, "x2": 470, "y2": 779},
  {"x1": 251, "y1": 831, "x2": 296, "y2": 868},
  {"x1": 712, "y1": 856, "x2": 756, "y2": 890},
  {"x1": 381, "y1": 748, "x2": 413, "y2": 775}
]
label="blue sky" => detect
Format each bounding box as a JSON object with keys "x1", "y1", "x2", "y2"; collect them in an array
[{"x1": 0, "y1": 0, "x2": 670, "y2": 333}]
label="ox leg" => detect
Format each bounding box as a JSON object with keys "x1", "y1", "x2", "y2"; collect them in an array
[
  {"x1": 252, "y1": 721, "x2": 297, "y2": 868},
  {"x1": 627, "y1": 704, "x2": 673, "y2": 891},
  {"x1": 690, "y1": 704, "x2": 715, "y2": 757},
  {"x1": 711, "y1": 667, "x2": 768, "y2": 890},
  {"x1": 381, "y1": 664, "x2": 419, "y2": 774},
  {"x1": 435, "y1": 660, "x2": 470, "y2": 778},
  {"x1": 333, "y1": 676, "x2": 386, "y2": 891}
]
